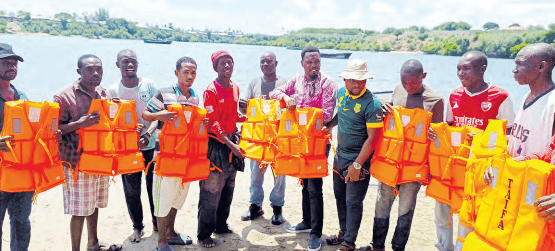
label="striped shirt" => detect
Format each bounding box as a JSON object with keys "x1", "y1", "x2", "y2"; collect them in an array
[{"x1": 145, "y1": 85, "x2": 199, "y2": 120}]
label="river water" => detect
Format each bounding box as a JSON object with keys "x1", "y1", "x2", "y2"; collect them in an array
[{"x1": 0, "y1": 34, "x2": 531, "y2": 111}]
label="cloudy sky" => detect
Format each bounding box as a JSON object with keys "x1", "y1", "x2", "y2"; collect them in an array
[{"x1": 4, "y1": 0, "x2": 555, "y2": 34}]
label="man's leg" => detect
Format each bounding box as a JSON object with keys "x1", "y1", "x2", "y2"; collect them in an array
[
  {"x1": 85, "y1": 208, "x2": 100, "y2": 250},
  {"x1": 343, "y1": 172, "x2": 370, "y2": 246},
  {"x1": 70, "y1": 216, "x2": 86, "y2": 251},
  {"x1": 301, "y1": 178, "x2": 312, "y2": 224},
  {"x1": 143, "y1": 149, "x2": 157, "y2": 231},
  {"x1": 242, "y1": 160, "x2": 264, "y2": 221},
  {"x1": 307, "y1": 178, "x2": 324, "y2": 238},
  {"x1": 454, "y1": 222, "x2": 472, "y2": 251},
  {"x1": 216, "y1": 171, "x2": 236, "y2": 231},
  {"x1": 332, "y1": 159, "x2": 347, "y2": 234},
  {"x1": 434, "y1": 201, "x2": 454, "y2": 251},
  {"x1": 269, "y1": 173, "x2": 286, "y2": 225},
  {"x1": 197, "y1": 171, "x2": 226, "y2": 241},
  {"x1": 0, "y1": 192, "x2": 9, "y2": 251},
  {"x1": 165, "y1": 208, "x2": 178, "y2": 239},
  {"x1": 391, "y1": 182, "x2": 421, "y2": 251},
  {"x1": 371, "y1": 181, "x2": 396, "y2": 250},
  {"x1": 121, "y1": 171, "x2": 144, "y2": 241},
  {"x1": 7, "y1": 191, "x2": 34, "y2": 251}
]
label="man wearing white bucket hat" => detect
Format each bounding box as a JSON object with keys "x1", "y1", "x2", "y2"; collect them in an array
[{"x1": 325, "y1": 59, "x2": 384, "y2": 251}]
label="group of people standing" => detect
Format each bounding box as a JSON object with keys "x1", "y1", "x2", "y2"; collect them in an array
[{"x1": 1, "y1": 41, "x2": 555, "y2": 251}]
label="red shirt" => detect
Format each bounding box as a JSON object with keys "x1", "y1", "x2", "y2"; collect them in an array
[
  {"x1": 447, "y1": 84, "x2": 512, "y2": 130},
  {"x1": 203, "y1": 80, "x2": 245, "y2": 137}
]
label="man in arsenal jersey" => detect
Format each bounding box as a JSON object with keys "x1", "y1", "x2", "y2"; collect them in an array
[{"x1": 433, "y1": 51, "x2": 516, "y2": 251}]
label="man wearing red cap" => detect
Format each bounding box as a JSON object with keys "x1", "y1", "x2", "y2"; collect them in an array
[{"x1": 197, "y1": 50, "x2": 245, "y2": 248}]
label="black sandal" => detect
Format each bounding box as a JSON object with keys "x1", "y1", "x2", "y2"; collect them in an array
[{"x1": 325, "y1": 230, "x2": 345, "y2": 245}]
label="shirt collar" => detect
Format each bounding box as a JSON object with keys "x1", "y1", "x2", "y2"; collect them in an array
[
  {"x1": 173, "y1": 84, "x2": 196, "y2": 97},
  {"x1": 74, "y1": 79, "x2": 103, "y2": 99},
  {"x1": 0, "y1": 84, "x2": 21, "y2": 101},
  {"x1": 346, "y1": 88, "x2": 367, "y2": 100}
]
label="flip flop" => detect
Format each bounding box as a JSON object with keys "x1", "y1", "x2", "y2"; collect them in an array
[
  {"x1": 154, "y1": 245, "x2": 175, "y2": 251},
  {"x1": 104, "y1": 244, "x2": 123, "y2": 251},
  {"x1": 167, "y1": 233, "x2": 193, "y2": 245}
]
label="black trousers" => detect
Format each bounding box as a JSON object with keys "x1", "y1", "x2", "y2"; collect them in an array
[
  {"x1": 121, "y1": 148, "x2": 156, "y2": 231},
  {"x1": 197, "y1": 170, "x2": 236, "y2": 240},
  {"x1": 300, "y1": 144, "x2": 331, "y2": 238}
]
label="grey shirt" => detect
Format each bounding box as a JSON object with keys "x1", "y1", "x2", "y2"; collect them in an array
[
  {"x1": 392, "y1": 84, "x2": 445, "y2": 123},
  {"x1": 245, "y1": 75, "x2": 286, "y2": 100}
]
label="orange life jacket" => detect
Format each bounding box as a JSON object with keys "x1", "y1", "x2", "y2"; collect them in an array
[
  {"x1": 76, "y1": 99, "x2": 144, "y2": 179},
  {"x1": 150, "y1": 104, "x2": 210, "y2": 182},
  {"x1": 274, "y1": 107, "x2": 329, "y2": 178},
  {"x1": 0, "y1": 100, "x2": 65, "y2": 194},
  {"x1": 459, "y1": 120, "x2": 508, "y2": 229},
  {"x1": 426, "y1": 122, "x2": 482, "y2": 213},
  {"x1": 238, "y1": 98, "x2": 280, "y2": 164},
  {"x1": 462, "y1": 153, "x2": 555, "y2": 251},
  {"x1": 370, "y1": 106, "x2": 432, "y2": 187}
]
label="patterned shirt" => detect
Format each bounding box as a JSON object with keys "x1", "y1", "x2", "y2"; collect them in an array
[
  {"x1": 53, "y1": 80, "x2": 109, "y2": 168},
  {"x1": 269, "y1": 73, "x2": 338, "y2": 123},
  {"x1": 0, "y1": 84, "x2": 28, "y2": 132},
  {"x1": 145, "y1": 85, "x2": 199, "y2": 127}
]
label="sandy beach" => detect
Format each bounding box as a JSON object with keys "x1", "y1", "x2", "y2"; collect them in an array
[{"x1": 1, "y1": 154, "x2": 455, "y2": 251}]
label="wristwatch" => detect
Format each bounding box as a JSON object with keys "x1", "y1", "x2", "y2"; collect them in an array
[{"x1": 353, "y1": 162, "x2": 361, "y2": 170}]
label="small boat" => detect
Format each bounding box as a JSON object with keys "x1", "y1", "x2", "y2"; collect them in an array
[
  {"x1": 286, "y1": 46, "x2": 302, "y2": 50},
  {"x1": 321, "y1": 53, "x2": 352, "y2": 59},
  {"x1": 143, "y1": 39, "x2": 172, "y2": 44}
]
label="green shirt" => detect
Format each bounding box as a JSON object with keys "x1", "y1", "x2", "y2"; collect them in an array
[{"x1": 337, "y1": 87, "x2": 384, "y2": 161}]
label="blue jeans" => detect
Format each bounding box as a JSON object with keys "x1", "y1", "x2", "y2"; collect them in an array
[
  {"x1": 0, "y1": 191, "x2": 34, "y2": 251},
  {"x1": 333, "y1": 155, "x2": 370, "y2": 245},
  {"x1": 372, "y1": 181, "x2": 421, "y2": 251},
  {"x1": 249, "y1": 160, "x2": 286, "y2": 207}
]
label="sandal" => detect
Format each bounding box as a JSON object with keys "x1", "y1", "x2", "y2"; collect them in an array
[
  {"x1": 167, "y1": 233, "x2": 193, "y2": 245},
  {"x1": 337, "y1": 241, "x2": 356, "y2": 251},
  {"x1": 357, "y1": 244, "x2": 385, "y2": 251},
  {"x1": 326, "y1": 230, "x2": 345, "y2": 245},
  {"x1": 198, "y1": 237, "x2": 217, "y2": 248}
]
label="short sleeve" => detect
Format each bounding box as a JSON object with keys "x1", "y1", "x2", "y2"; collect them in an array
[
  {"x1": 496, "y1": 96, "x2": 516, "y2": 128},
  {"x1": 431, "y1": 99, "x2": 445, "y2": 123},
  {"x1": 365, "y1": 99, "x2": 384, "y2": 128},
  {"x1": 146, "y1": 91, "x2": 165, "y2": 112},
  {"x1": 446, "y1": 102, "x2": 454, "y2": 124}
]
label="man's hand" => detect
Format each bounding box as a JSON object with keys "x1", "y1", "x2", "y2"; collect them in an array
[
  {"x1": 202, "y1": 117, "x2": 210, "y2": 126},
  {"x1": 466, "y1": 132, "x2": 478, "y2": 145},
  {"x1": 484, "y1": 165, "x2": 493, "y2": 185},
  {"x1": 381, "y1": 102, "x2": 394, "y2": 115},
  {"x1": 0, "y1": 136, "x2": 14, "y2": 152},
  {"x1": 156, "y1": 110, "x2": 178, "y2": 123},
  {"x1": 535, "y1": 194, "x2": 555, "y2": 221},
  {"x1": 135, "y1": 124, "x2": 144, "y2": 134},
  {"x1": 428, "y1": 127, "x2": 438, "y2": 141},
  {"x1": 238, "y1": 99, "x2": 248, "y2": 110},
  {"x1": 230, "y1": 143, "x2": 245, "y2": 159},
  {"x1": 78, "y1": 111, "x2": 100, "y2": 128},
  {"x1": 322, "y1": 126, "x2": 332, "y2": 135},
  {"x1": 283, "y1": 96, "x2": 296, "y2": 109},
  {"x1": 138, "y1": 134, "x2": 150, "y2": 149},
  {"x1": 54, "y1": 130, "x2": 62, "y2": 144},
  {"x1": 345, "y1": 164, "x2": 361, "y2": 183}
]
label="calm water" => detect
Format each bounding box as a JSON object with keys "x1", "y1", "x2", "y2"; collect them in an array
[{"x1": 0, "y1": 34, "x2": 532, "y2": 111}]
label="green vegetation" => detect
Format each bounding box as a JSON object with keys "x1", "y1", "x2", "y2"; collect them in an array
[{"x1": 2, "y1": 10, "x2": 555, "y2": 59}]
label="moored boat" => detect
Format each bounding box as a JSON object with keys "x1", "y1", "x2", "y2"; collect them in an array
[
  {"x1": 320, "y1": 52, "x2": 352, "y2": 59},
  {"x1": 143, "y1": 39, "x2": 172, "y2": 44}
]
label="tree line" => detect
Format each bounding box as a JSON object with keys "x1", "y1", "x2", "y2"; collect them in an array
[{"x1": 1, "y1": 10, "x2": 555, "y2": 59}]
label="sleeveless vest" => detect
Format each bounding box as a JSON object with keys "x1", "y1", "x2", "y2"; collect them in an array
[
  {"x1": 274, "y1": 107, "x2": 329, "y2": 178},
  {"x1": 0, "y1": 100, "x2": 65, "y2": 194},
  {"x1": 76, "y1": 99, "x2": 144, "y2": 178},
  {"x1": 152, "y1": 104, "x2": 210, "y2": 182},
  {"x1": 370, "y1": 106, "x2": 432, "y2": 187}
]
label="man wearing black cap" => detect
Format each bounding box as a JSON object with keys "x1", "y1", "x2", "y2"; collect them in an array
[{"x1": 0, "y1": 43, "x2": 33, "y2": 251}]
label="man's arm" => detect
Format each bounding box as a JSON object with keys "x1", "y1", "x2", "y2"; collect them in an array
[
  {"x1": 269, "y1": 77, "x2": 296, "y2": 108},
  {"x1": 322, "y1": 80, "x2": 339, "y2": 123},
  {"x1": 432, "y1": 99, "x2": 445, "y2": 124},
  {"x1": 345, "y1": 127, "x2": 380, "y2": 183}
]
